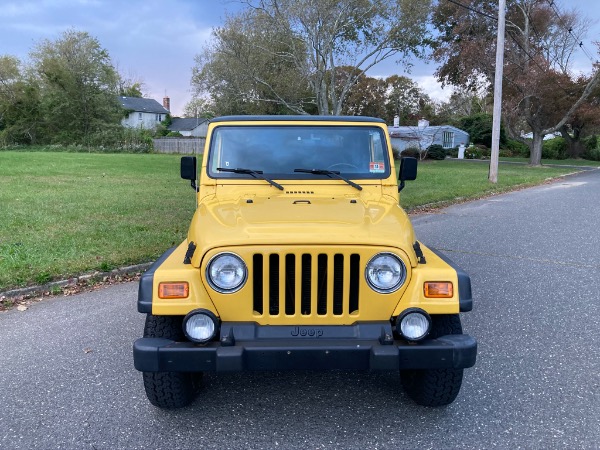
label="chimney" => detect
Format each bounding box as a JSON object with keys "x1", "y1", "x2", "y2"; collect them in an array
[
  {"x1": 163, "y1": 96, "x2": 170, "y2": 112},
  {"x1": 393, "y1": 115, "x2": 399, "y2": 128}
]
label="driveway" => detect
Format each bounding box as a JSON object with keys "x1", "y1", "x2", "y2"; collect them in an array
[{"x1": 1, "y1": 170, "x2": 599, "y2": 449}]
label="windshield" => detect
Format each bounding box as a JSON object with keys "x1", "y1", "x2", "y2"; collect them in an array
[{"x1": 207, "y1": 125, "x2": 390, "y2": 180}]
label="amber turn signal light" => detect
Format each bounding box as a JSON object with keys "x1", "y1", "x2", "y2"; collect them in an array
[
  {"x1": 158, "y1": 282, "x2": 189, "y2": 299},
  {"x1": 424, "y1": 282, "x2": 453, "y2": 298}
]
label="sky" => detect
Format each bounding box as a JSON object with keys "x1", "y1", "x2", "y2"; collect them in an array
[{"x1": 0, "y1": 0, "x2": 599, "y2": 117}]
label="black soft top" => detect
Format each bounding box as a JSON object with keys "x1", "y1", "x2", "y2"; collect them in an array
[{"x1": 209, "y1": 115, "x2": 385, "y2": 124}]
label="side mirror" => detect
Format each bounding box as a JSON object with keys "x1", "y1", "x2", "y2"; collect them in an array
[
  {"x1": 398, "y1": 157, "x2": 417, "y2": 192},
  {"x1": 181, "y1": 156, "x2": 198, "y2": 191}
]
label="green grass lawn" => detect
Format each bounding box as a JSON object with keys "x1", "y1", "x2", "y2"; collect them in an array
[
  {"x1": 399, "y1": 159, "x2": 584, "y2": 209},
  {"x1": 0, "y1": 152, "x2": 588, "y2": 291},
  {"x1": 498, "y1": 157, "x2": 600, "y2": 166},
  {"x1": 0, "y1": 152, "x2": 195, "y2": 290}
]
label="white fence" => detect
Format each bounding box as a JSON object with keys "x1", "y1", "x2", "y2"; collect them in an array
[{"x1": 153, "y1": 138, "x2": 205, "y2": 154}]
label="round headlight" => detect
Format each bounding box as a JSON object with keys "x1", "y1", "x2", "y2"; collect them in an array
[
  {"x1": 365, "y1": 253, "x2": 406, "y2": 293},
  {"x1": 397, "y1": 309, "x2": 431, "y2": 341},
  {"x1": 206, "y1": 252, "x2": 247, "y2": 293},
  {"x1": 184, "y1": 310, "x2": 219, "y2": 343}
]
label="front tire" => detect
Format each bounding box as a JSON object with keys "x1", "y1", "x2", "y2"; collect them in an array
[
  {"x1": 142, "y1": 314, "x2": 201, "y2": 409},
  {"x1": 400, "y1": 314, "x2": 464, "y2": 407}
]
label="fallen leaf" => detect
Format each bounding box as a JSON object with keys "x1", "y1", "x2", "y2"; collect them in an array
[
  {"x1": 17, "y1": 305, "x2": 28, "y2": 312},
  {"x1": 83, "y1": 348, "x2": 93, "y2": 354}
]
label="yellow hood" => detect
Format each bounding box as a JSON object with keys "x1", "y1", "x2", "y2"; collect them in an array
[{"x1": 188, "y1": 192, "x2": 416, "y2": 266}]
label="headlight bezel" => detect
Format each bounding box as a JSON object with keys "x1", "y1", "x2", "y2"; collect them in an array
[
  {"x1": 205, "y1": 252, "x2": 248, "y2": 293},
  {"x1": 365, "y1": 252, "x2": 407, "y2": 293}
]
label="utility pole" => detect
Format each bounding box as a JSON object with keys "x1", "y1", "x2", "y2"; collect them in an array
[{"x1": 489, "y1": 0, "x2": 506, "y2": 183}]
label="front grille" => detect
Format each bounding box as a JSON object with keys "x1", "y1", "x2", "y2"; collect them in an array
[{"x1": 252, "y1": 251, "x2": 360, "y2": 318}]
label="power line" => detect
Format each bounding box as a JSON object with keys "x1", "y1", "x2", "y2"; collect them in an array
[
  {"x1": 444, "y1": 0, "x2": 583, "y2": 97},
  {"x1": 545, "y1": 0, "x2": 596, "y2": 64},
  {"x1": 444, "y1": 0, "x2": 497, "y2": 21}
]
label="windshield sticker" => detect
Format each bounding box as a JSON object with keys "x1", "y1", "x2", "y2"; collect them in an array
[{"x1": 370, "y1": 162, "x2": 385, "y2": 173}]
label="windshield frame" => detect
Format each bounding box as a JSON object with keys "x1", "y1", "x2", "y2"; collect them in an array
[{"x1": 206, "y1": 124, "x2": 392, "y2": 181}]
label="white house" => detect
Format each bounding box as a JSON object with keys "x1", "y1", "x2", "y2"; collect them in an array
[
  {"x1": 119, "y1": 96, "x2": 170, "y2": 129},
  {"x1": 168, "y1": 117, "x2": 209, "y2": 137},
  {"x1": 388, "y1": 118, "x2": 470, "y2": 152}
]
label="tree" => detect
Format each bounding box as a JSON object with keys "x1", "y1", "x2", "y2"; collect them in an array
[
  {"x1": 0, "y1": 55, "x2": 43, "y2": 144},
  {"x1": 114, "y1": 64, "x2": 146, "y2": 98},
  {"x1": 183, "y1": 97, "x2": 216, "y2": 119},
  {"x1": 193, "y1": 0, "x2": 432, "y2": 115},
  {"x1": 340, "y1": 69, "x2": 387, "y2": 118},
  {"x1": 30, "y1": 29, "x2": 122, "y2": 143},
  {"x1": 383, "y1": 75, "x2": 435, "y2": 125},
  {"x1": 192, "y1": 9, "x2": 313, "y2": 116},
  {"x1": 458, "y1": 113, "x2": 506, "y2": 147},
  {"x1": 432, "y1": 0, "x2": 600, "y2": 165}
]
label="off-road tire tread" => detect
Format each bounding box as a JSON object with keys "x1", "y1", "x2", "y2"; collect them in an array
[
  {"x1": 142, "y1": 314, "x2": 201, "y2": 409},
  {"x1": 401, "y1": 314, "x2": 464, "y2": 407}
]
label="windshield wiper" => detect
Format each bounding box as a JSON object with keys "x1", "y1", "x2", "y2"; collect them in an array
[
  {"x1": 293, "y1": 168, "x2": 362, "y2": 191},
  {"x1": 217, "y1": 167, "x2": 284, "y2": 191}
]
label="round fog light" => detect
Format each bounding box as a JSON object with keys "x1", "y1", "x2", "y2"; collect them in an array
[
  {"x1": 184, "y1": 310, "x2": 219, "y2": 343},
  {"x1": 397, "y1": 309, "x2": 431, "y2": 341}
]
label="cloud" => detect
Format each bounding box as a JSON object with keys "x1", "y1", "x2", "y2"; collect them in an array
[{"x1": 412, "y1": 75, "x2": 454, "y2": 102}]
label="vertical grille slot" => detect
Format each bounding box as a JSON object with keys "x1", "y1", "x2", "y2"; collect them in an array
[
  {"x1": 301, "y1": 254, "x2": 312, "y2": 315},
  {"x1": 269, "y1": 254, "x2": 279, "y2": 315},
  {"x1": 317, "y1": 254, "x2": 328, "y2": 315},
  {"x1": 285, "y1": 254, "x2": 296, "y2": 315},
  {"x1": 349, "y1": 254, "x2": 360, "y2": 314},
  {"x1": 333, "y1": 254, "x2": 344, "y2": 315},
  {"x1": 253, "y1": 254, "x2": 263, "y2": 314},
  {"x1": 252, "y1": 250, "x2": 362, "y2": 319}
]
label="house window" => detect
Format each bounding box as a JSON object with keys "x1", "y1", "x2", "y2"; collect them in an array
[
  {"x1": 138, "y1": 113, "x2": 142, "y2": 120},
  {"x1": 156, "y1": 114, "x2": 162, "y2": 122},
  {"x1": 442, "y1": 131, "x2": 454, "y2": 148}
]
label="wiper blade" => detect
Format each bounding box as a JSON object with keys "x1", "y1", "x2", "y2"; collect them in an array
[
  {"x1": 294, "y1": 168, "x2": 362, "y2": 191},
  {"x1": 217, "y1": 167, "x2": 284, "y2": 191}
]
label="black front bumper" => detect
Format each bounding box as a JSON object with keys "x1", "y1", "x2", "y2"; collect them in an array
[{"x1": 133, "y1": 322, "x2": 477, "y2": 373}]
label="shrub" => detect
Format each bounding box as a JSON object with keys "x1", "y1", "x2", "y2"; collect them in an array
[
  {"x1": 427, "y1": 144, "x2": 446, "y2": 160},
  {"x1": 465, "y1": 147, "x2": 483, "y2": 159},
  {"x1": 391, "y1": 147, "x2": 401, "y2": 160},
  {"x1": 458, "y1": 113, "x2": 507, "y2": 147},
  {"x1": 475, "y1": 144, "x2": 490, "y2": 159},
  {"x1": 542, "y1": 137, "x2": 567, "y2": 160},
  {"x1": 166, "y1": 131, "x2": 183, "y2": 137},
  {"x1": 584, "y1": 135, "x2": 598, "y2": 151},
  {"x1": 504, "y1": 139, "x2": 529, "y2": 157},
  {"x1": 583, "y1": 147, "x2": 600, "y2": 161},
  {"x1": 446, "y1": 146, "x2": 459, "y2": 158},
  {"x1": 82, "y1": 126, "x2": 153, "y2": 153},
  {"x1": 401, "y1": 147, "x2": 420, "y2": 158}
]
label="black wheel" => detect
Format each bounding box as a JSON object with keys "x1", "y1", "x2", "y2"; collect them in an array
[
  {"x1": 142, "y1": 314, "x2": 202, "y2": 409},
  {"x1": 400, "y1": 315, "x2": 464, "y2": 407}
]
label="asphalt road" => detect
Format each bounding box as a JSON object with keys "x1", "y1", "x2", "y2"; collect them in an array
[{"x1": 1, "y1": 170, "x2": 599, "y2": 449}]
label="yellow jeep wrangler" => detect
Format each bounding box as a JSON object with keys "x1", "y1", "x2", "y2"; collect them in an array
[{"x1": 133, "y1": 116, "x2": 476, "y2": 408}]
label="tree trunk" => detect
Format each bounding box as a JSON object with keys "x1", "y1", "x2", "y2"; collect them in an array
[
  {"x1": 529, "y1": 131, "x2": 543, "y2": 166},
  {"x1": 560, "y1": 126, "x2": 584, "y2": 158}
]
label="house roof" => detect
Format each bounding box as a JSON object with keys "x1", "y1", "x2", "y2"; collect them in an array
[
  {"x1": 388, "y1": 125, "x2": 468, "y2": 138},
  {"x1": 119, "y1": 96, "x2": 169, "y2": 114},
  {"x1": 169, "y1": 117, "x2": 209, "y2": 132}
]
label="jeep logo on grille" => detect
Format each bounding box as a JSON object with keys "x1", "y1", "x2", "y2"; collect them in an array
[{"x1": 291, "y1": 326, "x2": 323, "y2": 338}]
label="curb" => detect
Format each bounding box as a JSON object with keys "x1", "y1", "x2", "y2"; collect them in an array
[{"x1": 0, "y1": 262, "x2": 153, "y2": 300}]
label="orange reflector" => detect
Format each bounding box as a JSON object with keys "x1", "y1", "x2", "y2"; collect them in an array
[
  {"x1": 424, "y1": 282, "x2": 453, "y2": 298},
  {"x1": 158, "y1": 282, "x2": 189, "y2": 299}
]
